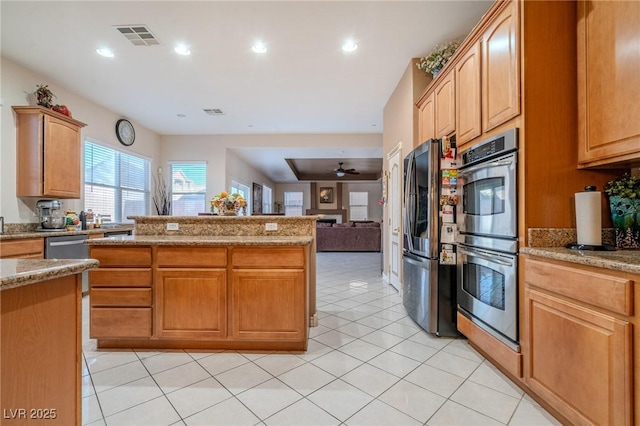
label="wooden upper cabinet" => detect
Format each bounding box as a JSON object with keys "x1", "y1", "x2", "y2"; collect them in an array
[
  {"x1": 418, "y1": 91, "x2": 435, "y2": 146},
  {"x1": 434, "y1": 71, "x2": 455, "y2": 138},
  {"x1": 455, "y1": 40, "x2": 482, "y2": 149},
  {"x1": 13, "y1": 106, "x2": 86, "y2": 198},
  {"x1": 577, "y1": 0, "x2": 640, "y2": 168},
  {"x1": 482, "y1": 1, "x2": 520, "y2": 132}
]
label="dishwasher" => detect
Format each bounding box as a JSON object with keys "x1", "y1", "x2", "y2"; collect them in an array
[{"x1": 45, "y1": 234, "x2": 90, "y2": 294}]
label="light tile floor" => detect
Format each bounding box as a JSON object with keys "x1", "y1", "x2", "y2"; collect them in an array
[{"x1": 82, "y1": 252, "x2": 560, "y2": 426}]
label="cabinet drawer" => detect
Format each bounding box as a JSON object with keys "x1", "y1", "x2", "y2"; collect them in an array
[
  {"x1": 232, "y1": 247, "x2": 305, "y2": 268},
  {"x1": 0, "y1": 238, "x2": 44, "y2": 258},
  {"x1": 90, "y1": 307, "x2": 152, "y2": 338},
  {"x1": 91, "y1": 288, "x2": 152, "y2": 307},
  {"x1": 156, "y1": 246, "x2": 226, "y2": 268},
  {"x1": 90, "y1": 269, "x2": 152, "y2": 288},
  {"x1": 524, "y1": 258, "x2": 634, "y2": 316},
  {"x1": 90, "y1": 246, "x2": 151, "y2": 266}
]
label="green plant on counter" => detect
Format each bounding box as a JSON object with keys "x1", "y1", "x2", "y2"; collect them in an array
[{"x1": 604, "y1": 174, "x2": 640, "y2": 199}]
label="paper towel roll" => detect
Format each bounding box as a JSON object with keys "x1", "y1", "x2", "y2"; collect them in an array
[{"x1": 575, "y1": 188, "x2": 602, "y2": 246}]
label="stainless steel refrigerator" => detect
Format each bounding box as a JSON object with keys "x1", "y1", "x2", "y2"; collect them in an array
[{"x1": 402, "y1": 138, "x2": 458, "y2": 337}]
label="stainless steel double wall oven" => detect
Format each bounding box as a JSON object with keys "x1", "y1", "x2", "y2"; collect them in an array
[{"x1": 456, "y1": 129, "x2": 519, "y2": 349}]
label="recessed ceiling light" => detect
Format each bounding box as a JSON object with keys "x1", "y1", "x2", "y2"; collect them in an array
[
  {"x1": 251, "y1": 42, "x2": 267, "y2": 53},
  {"x1": 342, "y1": 40, "x2": 358, "y2": 53},
  {"x1": 174, "y1": 44, "x2": 191, "y2": 55},
  {"x1": 96, "y1": 48, "x2": 114, "y2": 58}
]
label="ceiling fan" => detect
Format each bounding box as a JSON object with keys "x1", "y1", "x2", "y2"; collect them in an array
[{"x1": 334, "y1": 162, "x2": 360, "y2": 177}]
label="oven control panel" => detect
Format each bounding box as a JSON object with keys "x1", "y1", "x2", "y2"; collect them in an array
[{"x1": 461, "y1": 128, "x2": 518, "y2": 168}]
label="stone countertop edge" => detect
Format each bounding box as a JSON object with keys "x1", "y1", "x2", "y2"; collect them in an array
[
  {"x1": 0, "y1": 225, "x2": 134, "y2": 241},
  {"x1": 521, "y1": 247, "x2": 640, "y2": 275},
  {"x1": 128, "y1": 215, "x2": 320, "y2": 222},
  {"x1": 85, "y1": 235, "x2": 314, "y2": 246},
  {"x1": 1, "y1": 258, "x2": 100, "y2": 291}
]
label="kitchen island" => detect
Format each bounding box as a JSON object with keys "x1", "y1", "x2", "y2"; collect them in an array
[
  {"x1": 86, "y1": 218, "x2": 316, "y2": 351},
  {"x1": 1, "y1": 258, "x2": 99, "y2": 425}
]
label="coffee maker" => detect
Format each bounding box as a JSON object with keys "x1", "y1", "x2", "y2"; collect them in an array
[{"x1": 36, "y1": 199, "x2": 65, "y2": 231}]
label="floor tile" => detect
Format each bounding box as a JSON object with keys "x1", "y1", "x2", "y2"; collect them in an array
[
  {"x1": 214, "y1": 362, "x2": 273, "y2": 395},
  {"x1": 426, "y1": 350, "x2": 482, "y2": 379},
  {"x1": 344, "y1": 399, "x2": 422, "y2": 426},
  {"x1": 197, "y1": 352, "x2": 250, "y2": 376},
  {"x1": 165, "y1": 377, "x2": 233, "y2": 419},
  {"x1": 389, "y1": 340, "x2": 438, "y2": 363},
  {"x1": 310, "y1": 350, "x2": 363, "y2": 377},
  {"x1": 378, "y1": 322, "x2": 419, "y2": 339},
  {"x1": 441, "y1": 338, "x2": 485, "y2": 362},
  {"x1": 334, "y1": 322, "x2": 376, "y2": 338},
  {"x1": 408, "y1": 331, "x2": 455, "y2": 350},
  {"x1": 312, "y1": 330, "x2": 357, "y2": 349},
  {"x1": 82, "y1": 373, "x2": 96, "y2": 398},
  {"x1": 82, "y1": 393, "x2": 103, "y2": 425},
  {"x1": 278, "y1": 363, "x2": 336, "y2": 396},
  {"x1": 153, "y1": 361, "x2": 211, "y2": 394},
  {"x1": 450, "y1": 380, "x2": 520, "y2": 423},
  {"x1": 404, "y1": 364, "x2": 465, "y2": 398},
  {"x1": 426, "y1": 400, "x2": 503, "y2": 426},
  {"x1": 306, "y1": 379, "x2": 374, "y2": 422},
  {"x1": 354, "y1": 315, "x2": 393, "y2": 329},
  {"x1": 253, "y1": 354, "x2": 307, "y2": 377},
  {"x1": 85, "y1": 351, "x2": 138, "y2": 374},
  {"x1": 263, "y1": 398, "x2": 340, "y2": 426},
  {"x1": 378, "y1": 379, "x2": 446, "y2": 423},
  {"x1": 468, "y1": 361, "x2": 524, "y2": 399},
  {"x1": 508, "y1": 399, "x2": 562, "y2": 426},
  {"x1": 97, "y1": 376, "x2": 163, "y2": 417},
  {"x1": 91, "y1": 360, "x2": 150, "y2": 393},
  {"x1": 359, "y1": 330, "x2": 405, "y2": 349},
  {"x1": 337, "y1": 339, "x2": 386, "y2": 362},
  {"x1": 183, "y1": 397, "x2": 260, "y2": 426},
  {"x1": 341, "y1": 363, "x2": 400, "y2": 397},
  {"x1": 141, "y1": 351, "x2": 194, "y2": 375},
  {"x1": 367, "y1": 351, "x2": 421, "y2": 378},
  {"x1": 103, "y1": 395, "x2": 180, "y2": 425},
  {"x1": 236, "y1": 378, "x2": 302, "y2": 419}
]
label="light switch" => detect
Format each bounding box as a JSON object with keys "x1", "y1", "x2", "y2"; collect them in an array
[
  {"x1": 265, "y1": 223, "x2": 278, "y2": 231},
  {"x1": 166, "y1": 223, "x2": 179, "y2": 231}
]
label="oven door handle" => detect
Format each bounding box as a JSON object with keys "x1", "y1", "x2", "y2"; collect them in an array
[
  {"x1": 458, "y1": 247, "x2": 514, "y2": 267},
  {"x1": 458, "y1": 159, "x2": 514, "y2": 176}
]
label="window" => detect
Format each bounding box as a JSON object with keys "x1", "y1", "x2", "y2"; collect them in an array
[
  {"x1": 349, "y1": 191, "x2": 369, "y2": 221},
  {"x1": 84, "y1": 141, "x2": 149, "y2": 223},
  {"x1": 284, "y1": 191, "x2": 303, "y2": 216},
  {"x1": 231, "y1": 181, "x2": 250, "y2": 214},
  {"x1": 170, "y1": 162, "x2": 207, "y2": 215},
  {"x1": 262, "y1": 185, "x2": 273, "y2": 213}
]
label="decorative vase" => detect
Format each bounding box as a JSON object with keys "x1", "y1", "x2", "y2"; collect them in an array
[
  {"x1": 431, "y1": 68, "x2": 441, "y2": 78},
  {"x1": 222, "y1": 211, "x2": 238, "y2": 216},
  {"x1": 609, "y1": 196, "x2": 640, "y2": 248}
]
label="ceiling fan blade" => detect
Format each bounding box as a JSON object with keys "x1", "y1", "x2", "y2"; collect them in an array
[{"x1": 345, "y1": 169, "x2": 360, "y2": 174}]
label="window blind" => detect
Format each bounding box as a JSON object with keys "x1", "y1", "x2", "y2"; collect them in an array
[
  {"x1": 349, "y1": 191, "x2": 368, "y2": 221},
  {"x1": 84, "y1": 141, "x2": 149, "y2": 223},
  {"x1": 284, "y1": 191, "x2": 303, "y2": 216}
]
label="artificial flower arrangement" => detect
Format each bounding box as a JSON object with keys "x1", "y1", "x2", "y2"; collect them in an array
[
  {"x1": 34, "y1": 83, "x2": 73, "y2": 117},
  {"x1": 416, "y1": 40, "x2": 461, "y2": 76},
  {"x1": 211, "y1": 190, "x2": 247, "y2": 215},
  {"x1": 604, "y1": 173, "x2": 640, "y2": 248}
]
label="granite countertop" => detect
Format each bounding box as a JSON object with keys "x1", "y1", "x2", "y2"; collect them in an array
[
  {"x1": 86, "y1": 235, "x2": 314, "y2": 246},
  {"x1": 521, "y1": 247, "x2": 640, "y2": 275},
  {"x1": 0, "y1": 225, "x2": 134, "y2": 241},
  {"x1": 0, "y1": 258, "x2": 100, "y2": 291}
]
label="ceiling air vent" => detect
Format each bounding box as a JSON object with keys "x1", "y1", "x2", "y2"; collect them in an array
[
  {"x1": 203, "y1": 109, "x2": 225, "y2": 116},
  {"x1": 115, "y1": 25, "x2": 160, "y2": 46}
]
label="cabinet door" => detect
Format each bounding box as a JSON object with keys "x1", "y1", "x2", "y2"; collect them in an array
[
  {"x1": 482, "y1": 1, "x2": 520, "y2": 132},
  {"x1": 434, "y1": 71, "x2": 455, "y2": 138},
  {"x1": 155, "y1": 269, "x2": 227, "y2": 339},
  {"x1": 456, "y1": 40, "x2": 482, "y2": 149},
  {"x1": 577, "y1": 0, "x2": 640, "y2": 167},
  {"x1": 43, "y1": 114, "x2": 81, "y2": 197},
  {"x1": 231, "y1": 269, "x2": 306, "y2": 341},
  {"x1": 418, "y1": 91, "x2": 435, "y2": 145},
  {"x1": 524, "y1": 288, "x2": 632, "y2": 426}
]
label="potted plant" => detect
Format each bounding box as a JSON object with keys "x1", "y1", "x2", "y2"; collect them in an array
[
  {"x1": 210, "y1": 191, "x2": 246, "y2": 215},
  {"x1": 604, "y1": 173, "x2": 640, "y2": 248},
  {"x1": 416, "y1": 40, "x2": 461, "y2": 77},
  {"x1": 34, "y1": 84, "x2": 55, "y2": 108}
]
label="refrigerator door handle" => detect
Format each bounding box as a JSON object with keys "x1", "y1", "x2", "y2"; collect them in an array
[{"x1": 403, "y1": 153, "x2": 415, "y2": 253}]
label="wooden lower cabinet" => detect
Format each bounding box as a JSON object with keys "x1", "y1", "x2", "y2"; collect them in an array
[
  {"x1": 88, "y1": 244, "x2": 309, "y2": 350},
  {"x1": 155, "y1": 269, "x2": 227, "y2": 339},
  {"x1": 0, "y1": 238, "x2": 44, "y2": 259},
  {"x1": 523, "y1": 256, "x2": 635, "y2": 426},
  {"x1": 232, "y1": 269, "x2": 306, "y2": 341},
  {"x1": 1, "y1": 274, "x2": 82, "y2": 425}
]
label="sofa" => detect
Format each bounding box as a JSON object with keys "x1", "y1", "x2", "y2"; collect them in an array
[{"x1": 315, "y1": 221, "x2": 381, "y2": 252}]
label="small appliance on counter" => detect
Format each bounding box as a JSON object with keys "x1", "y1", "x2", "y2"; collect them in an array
[
  {"x1": 36, "y1": 199, "x2": 66, "y2": 231},
  {"x1": 566, "y1": 185, "x2": 615, "y2": 251}
]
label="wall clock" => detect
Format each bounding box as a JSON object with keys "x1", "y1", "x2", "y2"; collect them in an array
[{"x1": 115, "y1": 119, "x2": 135, "y2": 146}]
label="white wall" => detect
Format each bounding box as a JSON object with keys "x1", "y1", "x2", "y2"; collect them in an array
[{"x1": 1, "y1": 56, "x2": 161, "y2": 223}]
